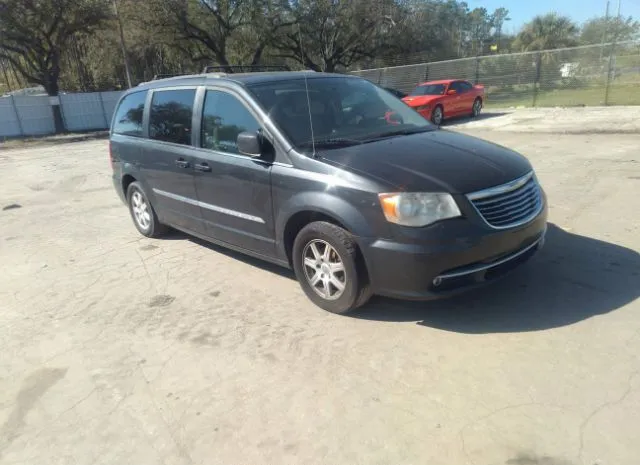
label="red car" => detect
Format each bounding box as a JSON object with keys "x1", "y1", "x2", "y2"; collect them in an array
[{"x1": 402, "y1": 79, "x2": 485, "y2": 126}]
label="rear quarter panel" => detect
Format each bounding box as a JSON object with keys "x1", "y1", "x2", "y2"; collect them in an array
[{"x1": 109, "y1": 134, "x2": 160, "y2": 208}]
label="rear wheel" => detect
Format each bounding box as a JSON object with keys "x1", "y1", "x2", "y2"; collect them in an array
[
  {"x1": 472, "y1": 98, "x2": 483, "y2": 117},
  {"x1": 127, "y1": 182, "x2": 167, "y2": 238},
  {"x1": 431, "y1": 105, "x2": 444, "y2": 126},
  {"x1": 292, "y1": 221, "x2": 372, "y2": 314}
]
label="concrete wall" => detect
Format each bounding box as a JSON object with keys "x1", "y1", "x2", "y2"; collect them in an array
[{"x1": 0, "y1": 90, "x2": 124, "y2": 138}]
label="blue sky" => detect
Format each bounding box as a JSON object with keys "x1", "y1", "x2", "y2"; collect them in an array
[{"x1": 466, "y1": 0, "x2": 640, "y2": 32}]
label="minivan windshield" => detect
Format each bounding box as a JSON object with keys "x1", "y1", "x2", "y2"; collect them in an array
[
  {"x1": 409, "y1": 84, "x2": 447, "y2": 96},
  {"x1": 248, "y1": 76, "x2": 434, "y2": 153}
]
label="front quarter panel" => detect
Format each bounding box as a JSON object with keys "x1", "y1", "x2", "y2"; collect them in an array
[
  {"x1": 440, "y1": 94, "x2": 453, "y2": 114},
  {"x1": 271, "y1": 157, "x2": 392, "y2": 261}
]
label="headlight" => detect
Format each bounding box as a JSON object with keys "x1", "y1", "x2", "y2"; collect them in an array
[
  {"x1": 416, "y1": 105, "x2": 431, "y2": 111},
  {"x1": 378, "y1": 192, "x2": 461, "y2": 227}
]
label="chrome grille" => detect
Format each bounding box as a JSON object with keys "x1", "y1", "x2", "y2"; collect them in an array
[{"x1": 468, "y1": 172, "x2": 543, "y2": 229}]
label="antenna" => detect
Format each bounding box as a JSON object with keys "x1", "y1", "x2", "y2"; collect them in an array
[{"x1": 297, "y1": 24, "x2": 316, "y2": 157}]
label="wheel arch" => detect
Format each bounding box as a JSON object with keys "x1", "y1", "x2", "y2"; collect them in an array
[
  {"x1": 432, "y1": 103, "x2": 445, "y2": 124},
  {"x1": 282, "y1": 211, "x2": 348, "y2": 266},
  {"x1": 277, "y1": 192, "x2": 374, "y2": 266},
  {"x1": 122, "y1": 173, "x2": 137, "y2": 197}
]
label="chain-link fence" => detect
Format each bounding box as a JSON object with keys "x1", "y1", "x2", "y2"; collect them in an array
[{"x1": 351, "y1": 40, "x2": 640, "y2": 107}]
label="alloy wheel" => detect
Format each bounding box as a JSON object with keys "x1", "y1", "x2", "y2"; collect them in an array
[
  {"x1": 432, "y1": 107, "x2": 443, "y2": 125},
  {"x1": 131, "y1": 190, "x2": 151, "y2": 231},
  {"x1": 473, "y1": 99, "x2": 482, "y2": 116},
  {"x1": 302, "y1": 239, "x2": 347, "y2": 301}
]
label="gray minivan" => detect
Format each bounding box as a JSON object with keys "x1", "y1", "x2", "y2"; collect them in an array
[{"x1": 110, "y1": 71, "x2": 547, "y2": 314}]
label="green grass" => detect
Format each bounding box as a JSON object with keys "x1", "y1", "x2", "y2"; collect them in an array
[{"x1": 485, "y1": 83, "x2": 640, "y2": 108}]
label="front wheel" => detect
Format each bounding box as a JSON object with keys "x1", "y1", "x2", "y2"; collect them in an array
[
  {"x1": 471, "y1": 98, "x2": 483, "y2": 117},
  {"x1": 292, "y1": 221, "x2": 372, "y2": 314},
  {"x1": 431, "y1": 105, "x2": 444, "y2": 126}
]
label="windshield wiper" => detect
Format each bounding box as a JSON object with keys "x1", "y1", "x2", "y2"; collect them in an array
[
  {"x1": 365, "y1": 127, "x2": 433, "y2": 141},
  {"x1": 298, "y1": 137, "x2": 364, "y2": 149}
]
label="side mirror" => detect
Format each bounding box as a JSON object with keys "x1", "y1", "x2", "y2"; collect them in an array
[
  {"x1": 447, "y1": 89, "x2": 457, "y2": 95},
  {"x1": 237, "y1": 131, "x2": 262, "y2": 157}
]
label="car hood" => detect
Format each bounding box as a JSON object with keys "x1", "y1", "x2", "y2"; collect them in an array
[
  {"x1": 318, "y1": 130, "x2": 532, "y2": 194},
  {"x1": 402, "y1": 95, "x2": 441, "y2": 107}
]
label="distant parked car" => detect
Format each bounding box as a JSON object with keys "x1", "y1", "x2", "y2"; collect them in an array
[
  {"x1": 383, "y1": 86, "x2": 407, "y2": 99},
  {"x1": 403, "y1": 79, "x2": 485, "y2": 125}
]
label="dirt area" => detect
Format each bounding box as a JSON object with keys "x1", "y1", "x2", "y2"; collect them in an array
[
  {"x1": 0, "y1": 131, "x2": 108, "y2": 152},
  {"x1": 447, "y1": 106, "x2": 640, "y2": 134},
  {"x1": 0, "y1": 125, "x2": 639, "y2": 464}
]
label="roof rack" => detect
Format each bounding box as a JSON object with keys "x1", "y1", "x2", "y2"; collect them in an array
[
  {"x1": 202, "y1": 65, "x2": 290, "y2": 74},
  {"x1": 139, "y1": 66, "x2": 312, "y2": 86},
  {"x1": 152, "y1": 73, "x2": 184, "y2": 80}
]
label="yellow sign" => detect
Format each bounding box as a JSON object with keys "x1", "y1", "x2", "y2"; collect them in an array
[{"x1": 490, "y1": 44, "x2": 498, "y2": 52}]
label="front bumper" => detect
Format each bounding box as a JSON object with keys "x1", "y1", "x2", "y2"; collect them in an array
[{"x1": 358, "y1": 204, "x2": 548, "y2": 300}]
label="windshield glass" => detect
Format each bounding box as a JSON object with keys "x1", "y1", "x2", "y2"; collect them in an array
[
  {"x1": 248, "y1": 76, "x2": 433, "y2": 152},
  {"x1": 409, "y1": 84, "x2": 446, "y2": 96}
]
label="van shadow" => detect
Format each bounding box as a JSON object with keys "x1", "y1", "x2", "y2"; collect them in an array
[
  {"x1": 165, "y1": 230, "x2": 296, "y2": 280},
  {"x1": 351, "y1": 224, "x2": 640, "y2": 333},
  {"x1": 441, "y1": 111, "x2": 508, "y2": 127}
]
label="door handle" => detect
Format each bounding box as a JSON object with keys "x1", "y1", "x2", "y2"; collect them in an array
[
  {"x1": 175, "y1": 158, "x2": 190, "y2": 168},
  {"x1": 194, "y1": 162, "x2": 211, "y2": 172}
]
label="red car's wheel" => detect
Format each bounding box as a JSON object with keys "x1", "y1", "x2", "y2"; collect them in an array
[
  {"x1": 472, "y1": 98, "x2": 483, "y2": 117},
  {"x1": 431, "y1": 105, "x2": 444, "y2": 126}
]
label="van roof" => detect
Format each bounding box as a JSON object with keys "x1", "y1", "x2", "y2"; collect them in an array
[{"x1": 135, "y1": 71, "x2": 354, "y2": 90}]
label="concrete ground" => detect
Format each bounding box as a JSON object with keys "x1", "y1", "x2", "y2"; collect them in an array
[
  {"x1": 1, "y1": 113, "x2": 639, "y2": 465},
  {"x1": 446, "y1": 106, "x2": 640, "y2": 134}
]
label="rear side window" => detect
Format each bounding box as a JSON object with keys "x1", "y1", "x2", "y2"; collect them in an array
[
  {"x1": 149, "y1": 89, "x2": 196, "y2": 145},
  {"x1": 460, "y1": 81, "x2": 473, "y2": 91},
  {"x1": 112, "y1": 91, "x2": 147, "y2": 136},
  {"x1": 201, "y1": 90, "x2": 260, "y2": 154}
]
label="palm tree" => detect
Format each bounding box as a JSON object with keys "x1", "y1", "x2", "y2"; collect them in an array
[{"x1": 514, "y1": 13, "x2": 579, "y2": 52}]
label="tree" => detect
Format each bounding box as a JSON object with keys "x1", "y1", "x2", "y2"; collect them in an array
[
  {"x1": 150, "y1": 0, "x2": 249, "y2": 72},
  {"x1": 0, "y1": 0, "x2": 111, "y2": 131},
  {"x1": 468, "y1": 7, "x2": 492, "y2": 55},
  {"x1": 231, "y1": 0, "x2": 296, "y2": 66},
  {"x1": 150, "y1": 0, "x2": 291, "y2": 73},
  {"x1": 581, "y1": 15, "x2": 640, "y2": 45},
  {"x1": 0, "y1": 0, "x2": 520, "y2": 97},
  {"x1": 513, "y1": 13, "x2": 579, "y2": 52},
  {"x1": 491, "y1": 7, "x2": 511, "y2": 52},
  {"x1": 275, "y1": 0, "x2": 402, "y2": 72},
  {"x1": 396, "y1": 0, "x2": 470, "y2": 62}
]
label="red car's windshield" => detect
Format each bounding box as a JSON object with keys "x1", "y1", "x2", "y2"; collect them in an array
[{"x1": 409, "y1": 84, "x2": 446, "y2": 96}]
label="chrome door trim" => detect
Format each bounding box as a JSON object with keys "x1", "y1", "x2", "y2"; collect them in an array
[{"x1": 153, "y1": 188, "x2": 266, "y2": 224}]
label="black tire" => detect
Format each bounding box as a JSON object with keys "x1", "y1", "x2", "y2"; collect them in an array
[
  {"x1": 292, "y1": 221, "x2": 372, "y2": 314},
  {"x1": 126, "y1": 181, "x2": 167, "y2": 238},
  {"x1": 431, "y1": 105, "x2": 444, "y2": 126},
  {"x1": 471, "y1": 98, "x2": 482, "y2": 117}
]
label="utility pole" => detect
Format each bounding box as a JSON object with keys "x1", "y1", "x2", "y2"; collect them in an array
[
  {"x1": 600, "y1": 0, "x2": 610, "y2": 61},
  {"x1": 0, "y1": 60, "x2": 12, "y2": 93},
  {"x1": 113, "y1": 0, "x2": 133, "y2": 88}
]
